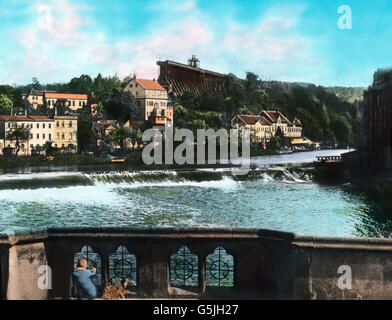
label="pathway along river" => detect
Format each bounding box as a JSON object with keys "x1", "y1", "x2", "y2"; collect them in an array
[{"x1": 0, "y1": 149, "x2": 391, "y2": 238}]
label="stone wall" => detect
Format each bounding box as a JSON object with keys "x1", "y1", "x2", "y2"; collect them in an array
[{"x1": 1, "y1": 228, "x2": 392, "y2": 300}]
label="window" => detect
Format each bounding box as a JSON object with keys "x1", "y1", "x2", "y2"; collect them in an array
[
  {"x1": 37, "y1": 123, "x2": 39, "y2": 129},
  {"x1": 29, "y1": 134, "x2": 33, "y2": 139},
  {"x1": 49, "y1": 134, "x2": 52, "y2": 141},
  {"x1": 49, "y1": 124, "x2": 51, "y2": 129},
  {"x1": 109, "y1": 246, "x2": 137, "y2": 287},
  {"x1": 43, "y1": 123, "x2": 45, "y2": 129},
  {"x1": 37, "y1": 134, "x2": 39, "y2": 139},
  {"x1": 7, "y1": 123, "x2": 10, "y2": 128},
  {"x1": 79, "y1": 101, "x2": 82, "y2": 107},
  {"x1": 169, "y1": 246, "x2": 198, "y2": 287},
  {"x1": 61, "y1": 133, "x2": 65, "y2": 140},
  {"x1": 69, "y1": 133, "x2": 73, "y2": 140},
  {"x1": 21, "y1": 124, "x2": 24, "y2": 128},
  {"x1": 43, "y1": 134, "x2": 45, "y2": 139},
  {"x1": 69, "y1": 121, "x2": 72, "y2": 128},
  {"x1": 56, "y1": 121, "x2": 59, "y2": 128},
  {"x1": 72, "y1": 101, "x2": 75, "y2": 107},
  {"x1": 30, "y1": 144, "x2": 33, "y2": 149},
  {"x1": 206, "y1": 246, "x2": 234, "y2": 287},
  {"x1": 74, "y1": 246, "x2": 101, "y2": 287},
  {"x1": 62, "y1": 121, "x2": 65, "y2": 128}
]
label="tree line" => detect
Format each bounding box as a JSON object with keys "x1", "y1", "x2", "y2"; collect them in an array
[{"x1": 0, "y1": 72, "x2": 364, "y2": 150}]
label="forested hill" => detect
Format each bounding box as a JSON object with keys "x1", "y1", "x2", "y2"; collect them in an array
[
  {"x1": 323, "y1": 86, "x2": 365, "y2": 104},
  {"x1": 175, "y1": 73, "x2": 365, "y2": 147},
  {"x1": 0, "y1": 73, "x2": 365, "y2": 147}
]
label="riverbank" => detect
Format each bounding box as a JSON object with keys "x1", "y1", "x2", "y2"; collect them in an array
[{"x1": 0, "y1": 149, "x2": 350, "y2": 174}]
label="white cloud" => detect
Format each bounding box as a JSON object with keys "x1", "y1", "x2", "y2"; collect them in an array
[{"x1": 4, "y1": 0, "x2": 323, "y2": 85}]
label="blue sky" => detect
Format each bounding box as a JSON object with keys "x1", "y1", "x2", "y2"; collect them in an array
[{"x1": 0, "y1": 0, "x2": 391, "y2": 87}]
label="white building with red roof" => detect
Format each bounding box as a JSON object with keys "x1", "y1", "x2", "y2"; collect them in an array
[
  {"x1": 231, "y1": 110, "x2": 303, "y2": 144},
  {"x1": 123, "y1": 78, "x2": 173, "y2": 127}
]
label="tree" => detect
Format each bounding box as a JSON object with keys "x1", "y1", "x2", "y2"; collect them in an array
[
  {"x1": 0, "y1": 94, "x2": 13, "y2": 114},
  {"x1": 77, "y1": 116, "x2": 92, "y2": 151},
  {"x1": 68, "y1": 74, "x2": 93, "y2": 94},
  {"x1": 105, "y1": 126, "x2": 131, "y2": 150},
  {"x1": 43, "y1": 141, "x2": 58, "y2": 156},
  {"x1": 6, "y1": 127, "x2": 30, "y2": 156},
  {"x1": 31, "y1": 77, "x2": 42, "y2": 90}
]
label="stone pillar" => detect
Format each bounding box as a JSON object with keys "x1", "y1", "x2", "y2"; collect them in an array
[{"x1": 7, "y1": 242, "x2": 49, "y2": 300}]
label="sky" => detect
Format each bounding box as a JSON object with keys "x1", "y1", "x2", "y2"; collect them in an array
[{"x1": 0, "y1": 0, "x2": 391, "y2": 87}]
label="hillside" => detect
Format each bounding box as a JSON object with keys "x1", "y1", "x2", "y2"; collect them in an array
[{"x1": 175, "y1": 73, "x2": 363, "y2": 147}]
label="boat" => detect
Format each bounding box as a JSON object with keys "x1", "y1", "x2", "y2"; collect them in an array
[{"x1": 108, "y1": 156, "x2": 126, "y2": 163}]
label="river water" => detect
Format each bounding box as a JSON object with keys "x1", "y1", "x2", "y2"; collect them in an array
[{"x1": 0, "y1": 149, "x2": 391, "y2": 238}]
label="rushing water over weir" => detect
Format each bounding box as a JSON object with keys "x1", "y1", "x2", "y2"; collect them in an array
[{"x1": 0, "y1": 167, "x2": 391, "y2": 238}]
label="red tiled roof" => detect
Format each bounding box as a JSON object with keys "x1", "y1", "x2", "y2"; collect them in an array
[
  {"x1": 234, "y1": 114, "x2": 271, "y2": 126},
  {"x1": 0, "y1": 115, "x2": 78, "y2": 121},
  {"x1": 135, "y1": 79, "x2": 166, "y2": 91},
  {"x1": 259, "y1": 110, "x2": 292, "y2": 125},
  {"x1": 44, "y1": 93, "x2": 88, "y2": 100},
  {"x1": 54, "y1": 115, "x2": 78, "y2": 120},
  {"x1": 0, "y1": 115, "x2": 52, "y2": 121}
]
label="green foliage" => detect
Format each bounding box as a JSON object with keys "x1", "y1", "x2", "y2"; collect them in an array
[
  {"x1": 174, "y1": 73, "x2": 363, "y2": 147},
  {"x1": 6, "y1": 127, "x2": 31, "y2": 155},
  {"x1": 0, "y1": 94, "x2": 13, "y2": 114},
  {"x1": 105, "y1": 126, "x2": 132, "y2": 150},
  {"x1": 43, "y1": 141, "x2": 59, "y2": 156},
  {"x1": 77, "y1": 115, "x2": 92, "y2": 151}
]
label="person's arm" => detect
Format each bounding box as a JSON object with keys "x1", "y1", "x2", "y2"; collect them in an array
[{"x1": 89, "y1": 267, "x2": 97, "y2": 277}]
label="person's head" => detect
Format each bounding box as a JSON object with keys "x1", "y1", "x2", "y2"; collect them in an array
[{"x1": 77, "y1": 259, "x2": 88, "y2": 269}]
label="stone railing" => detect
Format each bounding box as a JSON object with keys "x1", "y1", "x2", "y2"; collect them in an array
[{"x1": 1, "y1": 228, "x2": 392, "y2": 300}]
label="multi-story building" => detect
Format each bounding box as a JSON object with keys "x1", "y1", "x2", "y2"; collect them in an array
[
  {"x1": 24, "y1": 90, "x2": 88, "y2": 111},
  {"x1": 44, "y1": 93, "x2": 88, "y2": 111},
  {"x1": 0, "y1": 115, "x2": 78, "y2": 155},
  {"x1": 362, "y1": 68, "x2": 392, "y2": 173},
  {"x1": 231, "y1": 110, "x2": 303, "y2": 144},
  {"x1": 123, "y1": 78, "x2": 173, "y2": 127},
  {"x1": 23, "y1": 89, "x2": 51, "y2": 109},
  {"x1": 53, "y1": 116, "x2": 78, "y2": 151}
]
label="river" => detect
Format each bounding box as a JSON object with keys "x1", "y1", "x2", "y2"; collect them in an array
[{"x1": 0, "y1": 149, "x2": 391, "y2": 238}]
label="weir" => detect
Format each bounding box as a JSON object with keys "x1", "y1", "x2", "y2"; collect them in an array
[{"x1": 1, "y1": 228, "x2": 392, "y2": 300}]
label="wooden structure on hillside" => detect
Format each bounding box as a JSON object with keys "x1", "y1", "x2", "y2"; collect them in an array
[{"x1": 157, "y1": 56, "x2": 226, "y2": 97}]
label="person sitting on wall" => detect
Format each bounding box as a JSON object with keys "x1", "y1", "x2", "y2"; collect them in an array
[{"x1": 72, "y1": 259, "x2": 97, "y2": 300}]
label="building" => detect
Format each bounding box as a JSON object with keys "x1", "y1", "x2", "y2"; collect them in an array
[
  {"x1": 231, "y1": 110, "x2": 303, "y2": 145},
  {"x1": 157, "y1": 56, "x2": 226, "y2": 97},
  {"x1": 44, "y1": 93, "x2": 88, "y2": 111},
  {"x1": 23, "y1": 89, "x2": 53, "y2": 109},
  {"x1": 123, "y1": 78, "x2": 173, "y2": 127},
  {"x1": 362, "y1": 68, "x2": 392, "y2": 173},
  {"x1": 24, "y1": 89, "x2": 88, "y2": 111},
  {"x1": 0, "y1": 115, "x2": 78, "y2": 156},
  {"x1": 91, "y1": 120, "x2": 118, "y2": 147}
]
